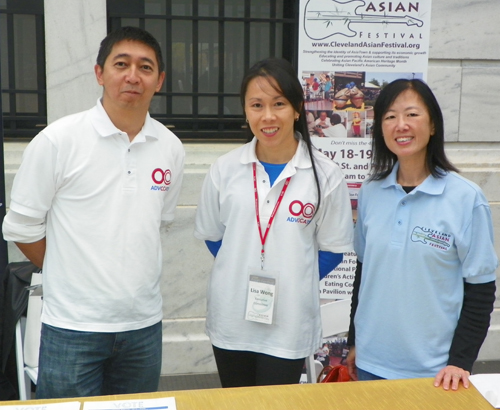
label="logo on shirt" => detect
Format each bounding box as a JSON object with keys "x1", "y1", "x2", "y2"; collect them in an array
[
  {"x1": 151, "y1": 168, "x2": 171, "y2": 192},
  {"x1": 411, "y1": 226, "x2": 451, "y2": 251},
  {"x1": 286, "y1": 200, "x2": 315, "y2": 225}
]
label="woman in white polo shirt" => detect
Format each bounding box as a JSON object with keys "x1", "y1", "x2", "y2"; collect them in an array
[
  {"x1": 346, "y1": 79, "x2": 498, "y2": 391},
  {"x1": 194, "y1": 58, "x2": 353, "y2": 387}
]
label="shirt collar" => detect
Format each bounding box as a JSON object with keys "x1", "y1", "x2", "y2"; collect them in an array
[
  {"x1": 240, "y1": 132, "x2": 312, "y2": 170},
  {"x1": 381, "y1": 162, "x2": 446, "y2": 195},
  {"x1": 90, "y1": 98, "x2": 158, "y2": 142}
]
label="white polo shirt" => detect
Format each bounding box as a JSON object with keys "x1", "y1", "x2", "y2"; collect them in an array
[
  {"x1": 354, "y1": 164, "x2": 498, "y2": 379},
  {"x1": 4, "y1": 99, "x2": 185, "y2": 332},
  {"x1": 195, "y1": 136, "x2": 353, "y2": 359},
  {"x1": 323, "y1": 124, "x2": 347, "y2": 138}
]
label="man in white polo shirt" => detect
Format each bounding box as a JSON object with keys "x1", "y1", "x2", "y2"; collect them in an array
[{"x1": 2, "y1": 27, "x2": 184, "y2": 398}]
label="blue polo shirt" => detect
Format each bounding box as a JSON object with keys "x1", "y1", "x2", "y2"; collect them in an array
[{"x1": 354, "y1": 164, "x2": 498, "y2": 379}]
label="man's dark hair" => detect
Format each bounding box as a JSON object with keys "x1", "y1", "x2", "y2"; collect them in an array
[{"x1": 96, "y1": 26, "x2": 165, "y2": 73}]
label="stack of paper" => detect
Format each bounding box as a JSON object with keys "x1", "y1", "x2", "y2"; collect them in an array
[
  {"x1": 82, "y1": 397, "x2": 176, "y2": 410},
  {"x1": 0, "y1": 402, "x2": 80, "y2": 410},
  {"x1": 470, "y1": 374, "x2": 500, "y2": 408}
]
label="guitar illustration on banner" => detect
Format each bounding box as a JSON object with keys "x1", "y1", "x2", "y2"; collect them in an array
[{"x1": 304, "y1": 0, "x2": 424, "y2": 39}]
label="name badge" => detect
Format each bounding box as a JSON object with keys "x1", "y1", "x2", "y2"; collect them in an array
[{"x1": 245, "y1": 273, "x2": 276, "y2": 325}]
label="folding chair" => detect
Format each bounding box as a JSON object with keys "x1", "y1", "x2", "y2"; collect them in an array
[{"x1": 15, "y1": 272, "x2": 42, "y2": 400}]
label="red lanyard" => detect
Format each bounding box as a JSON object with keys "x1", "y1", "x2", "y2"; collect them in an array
[{"x1": 253, "y1": 162, "x2": 291, "y2": 269}]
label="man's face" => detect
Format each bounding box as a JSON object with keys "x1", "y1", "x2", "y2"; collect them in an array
[{"x1": 94, "y1": 40, "x2": 165, "y2": 112}]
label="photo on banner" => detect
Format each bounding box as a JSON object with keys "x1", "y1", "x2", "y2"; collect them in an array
[
  {"x1": 300, "y1": 331, "x2": 349, "y2": 383},
  {"x1": 298, "y1": 0, "x2": 433, "y2": 299}
]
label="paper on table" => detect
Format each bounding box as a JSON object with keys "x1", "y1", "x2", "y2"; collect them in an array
[
  {"x1": 470, "y1": 374, "x2": 500, "y2": 408},
  {"x1": 0, "y1": 402, "x2": 80, "y2": 409},
  {"x1": 82, "y1": 397, "x2": 176, "y2": 410}
]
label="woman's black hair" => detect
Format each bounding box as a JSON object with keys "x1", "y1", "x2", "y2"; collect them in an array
[
  {"x1": 370, "y1": 78, "x2": 458, "y2": 180},
  {"x1": 240, "y1": 58, "x2": 322, "y2": 213}
]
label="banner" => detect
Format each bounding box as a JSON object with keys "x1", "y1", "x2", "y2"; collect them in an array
[{"x1": 298, "y1": 0, "x2": 433, "y2": 299}]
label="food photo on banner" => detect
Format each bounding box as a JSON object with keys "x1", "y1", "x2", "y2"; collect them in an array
[{"x1": 298, "y1": 0, "x2": 432, "y2": 300}]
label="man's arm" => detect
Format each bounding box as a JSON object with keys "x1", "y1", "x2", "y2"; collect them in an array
[
  {"x1": 2, "y1": 133, "x2": 56, "y2": 269},
  {"x1": 15, "y1": 238, "x2": 46, "y2": 269},
  {"x1": 3, "y1": 210, "x2": 47, "y2": 268}
]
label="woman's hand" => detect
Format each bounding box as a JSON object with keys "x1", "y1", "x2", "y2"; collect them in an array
[
  {"x1": 434, "y1": 365, "x2": 470, "y2": 391},
  {"x1": 346, "y1": 346, "x2": 358, "y2": 381}
]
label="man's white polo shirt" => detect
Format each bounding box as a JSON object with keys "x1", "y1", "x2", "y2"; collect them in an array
[{"x1": 6, "y1": 100, "x2": 185, "y2": 332}]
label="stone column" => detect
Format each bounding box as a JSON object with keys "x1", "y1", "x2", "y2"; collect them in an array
[{"x1": 44, "y1": 0, "x2": 106, "y2": 123}]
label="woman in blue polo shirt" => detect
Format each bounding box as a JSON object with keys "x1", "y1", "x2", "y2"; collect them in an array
[{"x1": 346, "y1": 79, "x2": 498, "y2": 391}]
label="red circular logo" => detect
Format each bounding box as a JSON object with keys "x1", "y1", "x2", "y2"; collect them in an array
[
  {"x1": 151, "y1": 168, "x2": 172, "y2": 185},
  {"x1": 289, "y1": 200, "x2": 315, "y2": 218}
]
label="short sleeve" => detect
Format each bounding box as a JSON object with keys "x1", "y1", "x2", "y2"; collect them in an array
[
  {"x1": 194, "y1": 164, "x2": 226, "y2": 241},
  {"x1": 2, "y1": 211, "x2": 46, "y2": 243},
  {"x1": 9, "y1": 133, "x2": 58, "y2": 219},
  {"x1": 315, "y1": 173, "x2": 354, "y2": 253},
  {"x1": 161, "y1": 141, "x2": 185, "y2": 221},
  {"x1": 459, "y1": 202, "x2": 498, "y2": 283}
]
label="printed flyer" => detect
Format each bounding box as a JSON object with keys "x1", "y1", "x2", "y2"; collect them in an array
[
  {"x1": 82, "y1": 397, "x2": 176, "y2": 410},
  {"x1": 0, "y1": 403, "x2": 80, "y2": 410},
  {"x1": 298, "y1": 0, "x2": 432, "y2": 298}
]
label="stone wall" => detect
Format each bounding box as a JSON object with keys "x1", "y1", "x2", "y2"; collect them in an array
[{"x1": 426, "y1": 0, "x2": 500, "y2": 361}]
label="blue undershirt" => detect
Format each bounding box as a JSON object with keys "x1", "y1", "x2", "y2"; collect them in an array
[
  {"x1": 205, "y1": 161, "x2": 343, "y2": 280},
  {"x1": 259, "y1": 161, "x2": 286, "y2": 186}
]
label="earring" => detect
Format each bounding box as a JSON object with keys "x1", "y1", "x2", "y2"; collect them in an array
[
  {"x1": 246, "y1": 119, "x2": 249, "y2": 123},
  {"x1": 295, "y1": 116, "x2": 299, "y2": 122}
]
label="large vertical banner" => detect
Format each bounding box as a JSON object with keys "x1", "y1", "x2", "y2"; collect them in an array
[{"x1": 298, "y1": 0, "x2": 432, "y2": 299}]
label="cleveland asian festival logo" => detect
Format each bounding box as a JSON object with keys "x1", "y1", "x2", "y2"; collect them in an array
[
  {"x1": 411, "y1": 226, "x2": 452, "y2": 251},
  {"x1": 304, "y1": 0, "x2": 423, "y2": 39}
]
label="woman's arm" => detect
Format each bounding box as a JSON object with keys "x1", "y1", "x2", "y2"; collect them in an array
[
  {"x1": 346, "y1": 260, "x2": 362, "y2": 380},
  {"x1": 434, "y1": 280, "x2": 496, "y2": 390},
  {"x1": 205, "y1": 240, "x2": 222, "y2": 257},
  {"x1": 347, "y1": 260, "x2": 362, "y2": 347},
  {"x1": 448, "y1": 281, "x2": 496, "y2": 370},
  {"x1": 318, "y1": 251, "x2": 343, "y2": 280}
]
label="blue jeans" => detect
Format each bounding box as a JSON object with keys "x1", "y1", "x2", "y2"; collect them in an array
[
  {"x1": 36, "y1": 322, "x2": 162, "y2": 399},
  {"x1": 357, "y1": 367, "x2": 386, "y2": 381}
]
